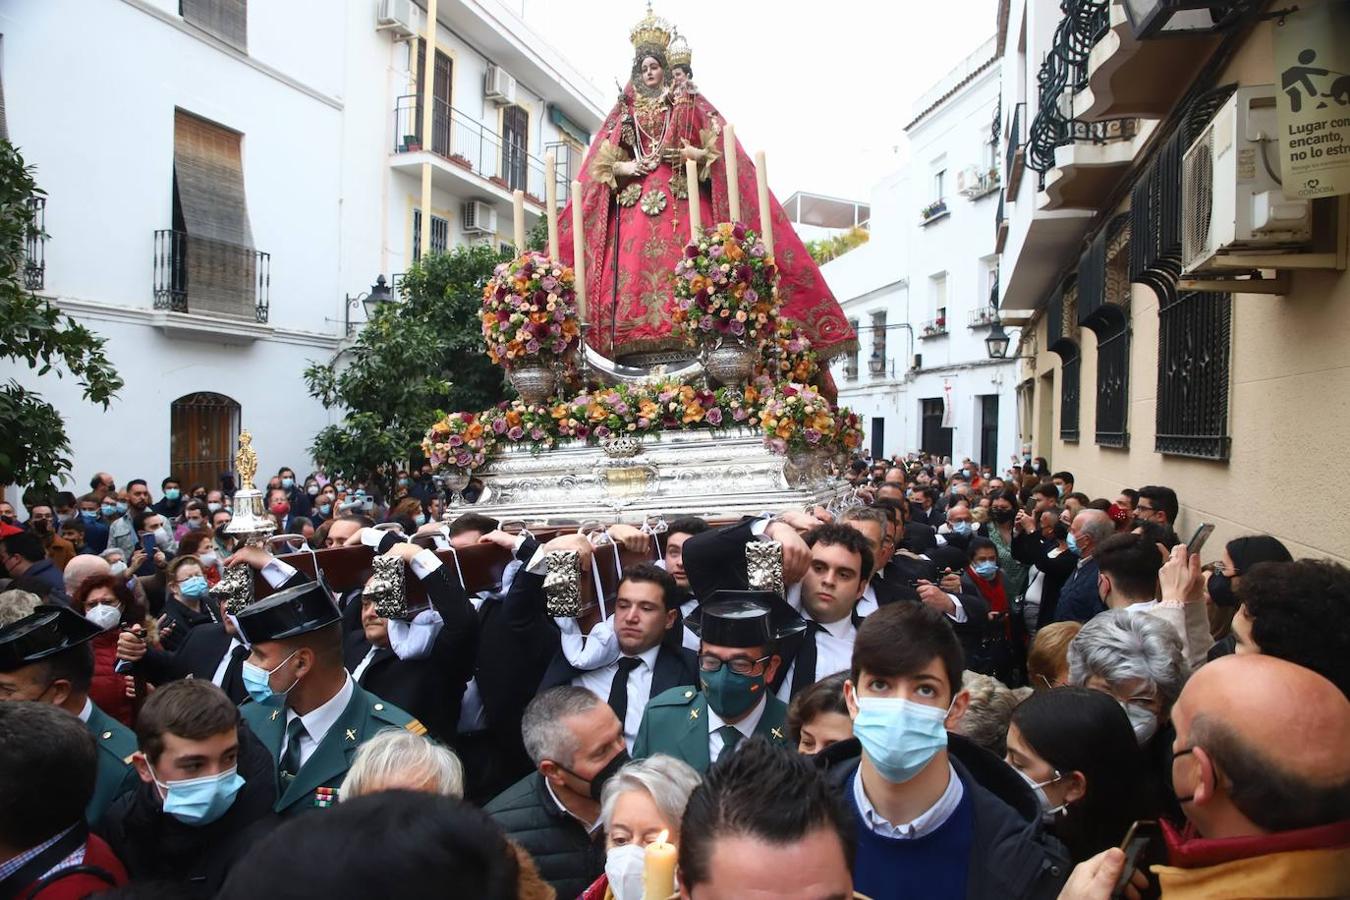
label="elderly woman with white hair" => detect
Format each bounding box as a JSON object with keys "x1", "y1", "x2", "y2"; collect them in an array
[
  {"x1": 581, "y1": 754, "x2": 702, "y2": 900},
  {"x1": 1068, "y1": 607, "x2": 1190, "y2": 818},
  {"x1": 339, "y1": 728, "x2": 465, "y2": 799}
]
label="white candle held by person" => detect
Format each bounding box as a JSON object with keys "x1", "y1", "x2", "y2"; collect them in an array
[
  {"x1": 571, "y1": 180, "x2": 587, "y2": 323},
  {"x1": 544, "y1": 152, "x2": 560, "y2": 260},
  {"x1": 755, "y1": 150, "x2": 774, "y2": 257},
  {"x1": 685, "y1": 157, "x2": 701, "y2": 242},
  {"x1": 642, "y1": 830, "x2": 677, "y2": 900},
  {"x1": 512, "y1": 189, "x2": 526, "y2": 253},
  {"x1": 724, "y1": 123, "x2": 740, "y2": 223}
]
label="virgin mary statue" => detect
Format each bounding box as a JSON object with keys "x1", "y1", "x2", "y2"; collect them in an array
[{"x1": 556, "y1": 6, "x2": 855, "y2": 367}]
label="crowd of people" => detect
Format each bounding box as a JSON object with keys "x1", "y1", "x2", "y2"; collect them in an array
[{"x1": 0, "y1": 453, "x2": 1347, "y2": 899}]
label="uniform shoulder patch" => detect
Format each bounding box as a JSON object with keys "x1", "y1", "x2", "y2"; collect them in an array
[
  {"x1": 648, "y1": 684, "x2": 698, "y2": 709},
  {"x1": 404, "y1": 719, "x2": 427, "y2": 737}
]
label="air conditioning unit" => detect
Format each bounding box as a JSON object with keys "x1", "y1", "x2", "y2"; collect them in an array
[
  {"x1": 485, "y1": 65, "x2": 517, "y2": 105},
  {"x1": 956, "y1": 165, "x2": 983, "y2": 197},
  {"x1": 1182, "y1": 85, "x2": 1312, "y2": 275},
  {"x1": 376, "y1": 0, "x2": 423, "y2": 39},
  {"x1": 462, "y1": 200, "x2": 498, "y2": 235}
]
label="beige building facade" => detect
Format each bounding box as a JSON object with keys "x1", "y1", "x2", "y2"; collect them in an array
[{"x1": 998, "y1": 2, "x2": 1350, "y2": 564}]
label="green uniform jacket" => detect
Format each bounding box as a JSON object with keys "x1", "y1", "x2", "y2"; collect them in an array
[
  {"x1": 241, "y1": 683, "x2": 423, "y2": 817},
  {"x1": 633, "y1": 685, "x2": 789, "y2": 773},
  {"x1": 85, "y1": 701, "x2": 138, "y2": 825}
]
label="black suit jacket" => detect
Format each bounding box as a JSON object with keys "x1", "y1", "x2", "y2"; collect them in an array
[
  {"x1": 870, "y1": 571, "x2": 920, "y2": 607},
  {"x1": 342, "y1": 554, "x2": 479, "y2": 745},
  {"x1": 539, "y1": 641, "x2": 698, "y2": 700},
  {"x1": 134, "y1": 623, "x2": 248, "y2": 705},
  {"x1": 911, "y1": 506, "x2": 945, "y2": 528}
]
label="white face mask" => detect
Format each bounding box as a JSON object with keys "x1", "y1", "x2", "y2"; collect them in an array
[
  {"x1": 1121, "y1": 701, "x2": 1158, "y2": 745},
  {"x1": 107, "y1": 561, "x2": 128, "y2": 577},
  {"x1": 85, "y1": 603, "x2": 123, "y2": 631},
  {"x1": 604, "y1": 843, "x2": 647, "y2": 900},
  {"x1": 1014, "y1": 766, "x2": 1067, "y2": 822}
]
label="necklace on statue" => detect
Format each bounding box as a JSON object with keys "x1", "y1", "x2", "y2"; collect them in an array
[{"x1": 632, "y1": 98, "x2": 672, "y2": 170}]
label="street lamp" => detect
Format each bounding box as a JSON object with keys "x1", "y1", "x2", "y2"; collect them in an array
[
  {"x1": 345, "y1": 275, "x2": 393, "y2": 336},
  {"x1": 1122, "y1": 0, "x2": 1243, "y2": 38},
  {"x1": 985, "y1": 319, "x2": 1012, "y2": 360},
  {"x1": 868, "y1": 351, "x2": 886, "y2": 376}
]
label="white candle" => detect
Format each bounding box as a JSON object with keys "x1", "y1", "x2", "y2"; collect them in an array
[
  {"x1": 724, "y1": 123, "x2": 740, "y2": 223},
  {"x1": 686, "y1": 157, "x2": 701, "y2": 242},
  {"x1": 512, "y1": 189, "x2": 526, "y2": 253},
  {"x1": 571, "y1": 180, "x2": 587, "y2": 323},
  {"x1": 545, "y1": 153, "x2": 560, "y2": 261},
  {"x1": 755, "y1": 150, "x2": 774, "y2": 257}
]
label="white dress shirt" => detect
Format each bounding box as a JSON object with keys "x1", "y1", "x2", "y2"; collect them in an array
[
  {"x1": 350, "y1": 645, "x2": 380, "y2": 682},
  {"x1": 280, "y1": 674, "x2": 355, "y2": 769},
  {"x1": 853, "y1": 762, "x2": 965, "y2": 839},
  {"x1": 544, "y1": 777, "x2": 602, "y2": 833},
  {"x1": 775, "y1": 613, "x2": 857, "y2": 702},
  {"x1": 679, "y1": 596, "x2": 700, "y2": 652},
  {"x1": 210, "y1": 636, "x2": 244, "y2": 687},
  {"x1": 574, "y1": 643, "x2": 662, "y2": 750},
  {"x1": 705, "y1": 694, "x2": 768, "y2": 763},
  {"x1": 78, "y1": 697, "x2": 92, "y2": 723}
]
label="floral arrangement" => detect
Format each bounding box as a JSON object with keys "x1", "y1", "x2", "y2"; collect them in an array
[
  {"x1": 758, "y1": 382, "x2": 840, "y2": 454},
  {"x1": 671, "y1": 222, "x2": 780, "y2": 348},
  {"x1": 758, "y1": 319, "x2": 820, "y2": 384},
  {"x1": 484, "y1": 400, "x2": 558, "y2": 450},
  {"x1": 834, "y1": 406, "x2": 864, "y2": 455},
  {"x1": 422, "y1": 411, "x2": 492, "y2": 471},
  {"x1": 481, "y1": 252, "x2": 582, "y2": 367}
]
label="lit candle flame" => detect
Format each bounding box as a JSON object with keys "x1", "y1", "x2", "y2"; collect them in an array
[{"x1": 655, "y1": 829, "x2": 669, "y2": 845}]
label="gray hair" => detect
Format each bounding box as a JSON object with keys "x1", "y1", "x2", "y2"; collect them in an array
[
  {"x1": 599, "y1": 754, "x2": 702, "y2": 833},
  {"x1": 955, "y1": 671, "x2": 1021, "y2": 756},
  {"x1": 0, "y1": 589, "x2": 41, "y2": 627},
  {"x1": 1075, "y1": 510, "x2": 1116, "y2": 550},
  {"x1": 1068, "y1": 608, "x2": 1188, "y2": 711},
  {"x1": 841, "y1": 506, "x2": 887, "y2": 531},
  {"x1": 339, "y1": 729, "x2": 463, "y2": 799},
  {"x1": 522, "y1": 686, "x2": 603, "y2": 767}
]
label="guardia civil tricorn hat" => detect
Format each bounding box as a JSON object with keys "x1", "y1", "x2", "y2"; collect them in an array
[
  {"x1": 690, "y1": 590, "x2": 807, "y2": 647},
  {"x1": 0, "y1": 605, "x2": 102, "y2": 672},
  {"x1": 235, "y1": 581, "x2": 340, "y2": 645}
]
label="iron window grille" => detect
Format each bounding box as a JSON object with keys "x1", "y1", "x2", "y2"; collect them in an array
[
  {"x1": 1156, "y1": 290, "x2": 1231, "y2": 459},
  {"x1": 412, "y1": 210, "x2": 450, "y2": 261},
  {"x1": 24, "y1": 196, "x2": 45, "y2": 291},
  {"x1": 153, "y1": 229, "x2": 270, "y2": 324}
]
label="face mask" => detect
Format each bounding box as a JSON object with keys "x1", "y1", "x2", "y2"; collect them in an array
[
  {"x1": 270, "y1": 502, "x2": 290, "y2": 516},
  {"x1": 701, "y1": 665, "x2": 766, "y2": 720},
  {"x1": 282, "y1": 478, "x2": 296, "y2": 490},
  {"x1": 241, "y1": 651, "x2": 299, "y2": 706},
  {"x1": 164, "y1": 489, "x2": 181, "y2": 501},
  {"x1": 1207, "y1": 571, "x2": 1237, "y2": 608},
  {"x1": 604, "y1": 843, "x2": 647, "y2": 900},
  {"x1": 207, "y1": 502, "x2": 222, "y2": 513},
  {"x1": 852, "y1": 696, "x2": 950, "y2": 784},
  {"x1": 991, "y1": 507, "x2": 1014, "y2": 524},
  {"x1": 80, "y1": 511, "x2": 98, "y2": 524},
  {"x1": 31, "y1": 519, "x2": 51, "y2": 534},
  {"x1": 101, "y1": 504, "x2": 119, "y2": 518},
  {"x1": 951, "y1": 521, "x2": 972, "y2": 536},
  {"x1": 413, "y1": 513, "x2": 427, "y2": 526},
  {"x1": 973, "y1": 561, "x2": 999, "y2": 579},
  {"x1": 306, "y1": 484, "x2": 319, "y2": 496},
  {"x1": 186, "y1": 519, "x2": 204, "y2": 531},
  {"x1": 1121, "y1": 701, "x2": 1158, "y2": 745},
  {"x1": 85, "y1": 603, "x2": 123, "y2": 631},
  {"x1": 1014, "y1": 766, "x2": 1067, "y2": 821},
  {"x1": 318, "y1": 504, "x2": 332, "y2": 516},
  {"x1": 150, "y1": 763, "x2": 245, "y2": 826},
  {"x1": 116, "y1": 502, "x2": 129, "y2": 514},
  {"x1": 573, "y1": 748, "x2": 630, "y2": 802},
  {"x1": 962, "y1": 469, "x2": 972, "y2": 478},
  {"x1": 180, "y1": 575, "x2": 209, "y2": 599},
  {"x1": 108, "y1": 561, "x2": 128, "y2": 577},
  {"x1": 200, "y1": 553, "x2": 218, "y2": 567},
  {"x1": 154, "y1": 527, "x2": 173, "y2": 548},
  {"x1": 1066, "y1": 532, "x2": 1080, "y2": 555},
  {"x1": 399, "y1": 478, "x2": 412, "y2": 488},
  {"x1": 334, "y1": 483, "x2": 346, "y2": 492}
]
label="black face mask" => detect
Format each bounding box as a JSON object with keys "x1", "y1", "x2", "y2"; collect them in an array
[
  {"x1": 991, "y1": 507, "x2": 1014, "y2": 524},
  {"x1": 1207, "y1": 571, "x2": 1238, "y2": 608},
  {"x1": 562, "y1": 747, "x2": 631, "y2": 801}
]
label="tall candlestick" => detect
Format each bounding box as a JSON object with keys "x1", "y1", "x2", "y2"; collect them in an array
[
  {"x1": 643, "y1": 831, "x2": 677, "y2": 900},
  {"x1": 570, "y1": 180, "x2": 587, "y2": 323},
  {"x1": 544, "y1": 153, "x2": 560, "y2": 260},
  {"x1": 686, "y1": 157, "x2": 701, "y2": 242},
  {"x1": 755, "y1": 150, "x2": 774, "y2": 257},
  {"x1": 724, "y1": 123, "x2": 740, "y2": 223},
  {"x1": 512, "y1": 189, "x2": 526, "y2": 253}
]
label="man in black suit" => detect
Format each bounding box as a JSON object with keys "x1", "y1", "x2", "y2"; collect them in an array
[
  {"x1": 909, "y1": 485, "x2": 945, "y2": 527},
  {"x1": 839, "y1": 505, "x2": 919, "y2": 612},
  {"x1": 343, "y1": 541, "x2": 479, "y2": 745}
]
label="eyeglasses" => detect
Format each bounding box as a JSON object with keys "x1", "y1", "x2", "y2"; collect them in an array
[{"x1": 697, "y1": 653, "x2": 770, "y2": 676}]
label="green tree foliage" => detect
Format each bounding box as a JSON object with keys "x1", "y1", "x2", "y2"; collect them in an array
[
  {"x1": 0, "y1": 142, "x2": 123, "y2": 488},
  {"x1": 304, "y1": 242, "x2": 513, "y2": 494},
  {"x1": 805, "y1": 226, "x2": 870, "y2": 265}
]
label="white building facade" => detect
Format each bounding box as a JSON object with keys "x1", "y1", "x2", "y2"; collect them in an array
[
  {"x1": 825, "y1": 38, "x2": 1018, "y2": 466},
  {"x1": 0, "y1": 0, "x2": 602, "y2": 497}
]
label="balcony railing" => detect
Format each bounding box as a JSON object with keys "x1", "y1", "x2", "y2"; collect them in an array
[
  {"x1": 24, "y1": 196, "x2": 45, "y2": 291},
  {"x1": 969, "y1": 306, "x2": 999, "y2": 328},
  {"x1": 393, "y1": 95, "x2": 568, "y2": 206},
  {"x1": 1027, "y1": 0, "x2": 1113, "y2": 175},
  {"x1": 153, "y1": 230, "x2": 270, "y2": 324},
  {"x1": 994, "y1": 191, "x2": 1009, "y2": 253},
  {"x1": 919, "y1": 318, "x2": 949, "y2": 339},
  {"x1": 1006, "y1": 102, "x2": 1026, "y2": 194},
  {"x1": 920, "y1": 198, "x2": 949, "y2": 225}
]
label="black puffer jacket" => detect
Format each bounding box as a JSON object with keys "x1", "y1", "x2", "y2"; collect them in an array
[
  {"x1": 483, "y1": 771, "x2": 603, "y2": 900},
  {"x1": 96, "y1": 724, "x2": 279, "y2": 898},
  {"x1": 818, "y1": 733, "x2": 1072, "y2": 900}
]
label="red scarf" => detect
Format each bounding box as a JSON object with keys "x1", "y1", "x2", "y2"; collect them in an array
[
  {"x1": 1161, "y1": 816, "x2": 1350, "y2": 869},
  {"x1": 967, "y1": 565, "x2": 1010, "y2": 638}
]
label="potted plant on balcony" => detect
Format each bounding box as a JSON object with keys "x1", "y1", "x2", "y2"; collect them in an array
[
  {"x1": 488, "y1": 175, "x2": 509, "y2": 190},
  {"x1": 920, "y1": 199, "x2": 948, "y2": 223},
  {"x1": 524, "y1": 192, "x2": 544, "y2": 207},
  {"x1": 448, "y1": 153, "x2": 472, "y2": 171},
  {"x1": 401, "y1": 135, "x2": 421, "y2": 153},
  {"x1": 935, "y1": 315, "x2": 946, "y2": 331}
]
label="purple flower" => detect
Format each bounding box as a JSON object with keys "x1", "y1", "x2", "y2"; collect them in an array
[
  {"x1": 750, "y1": 244, "x2": 766, "y2": 258},
  {"x1": 454, "y1": 451, "x2": 472, "y2": 467},
  {"x1": 530, "y1": 427, "x2": 545, "y2": 440},
  {"x1": 732, "y1": 407, "x2": 748, "y2": 422},
  {"x1": 729, "y1": 319, "x2": 746, "y2": 336},
  {"x1": 768, "y1": 437, "x2": 787, "y2": 453},
  {"x1": 733, "y1": 223, "x2": 747, "y2": 241},
  {"x1": 492, "y1": 417, "x2": 507, "y2": 434},
  {"x1": 637, "y1": 417, "x2": 651, "y2": 428},
  {"x1": 595, "y1": 425, "x2": 611, "y2": 438},
  {"x1": 685, "y1": 244, "x2": 699, "y2": 259},
  {"x1": 805, "y1": 428, "x2": 822, "y2": 444},
  {"x1": 507, "y1": 425, "x2": 525, "y2": 440},
  {"x1": 551, "y1": 339, "x2": 568, "y2": 354},
  {"x1": 526, "y1": 339, "x2": 541, "y2": 354},
  {"x1": 575, "y1": 425, "x2": 590, "y2": 439},
  {"x1": 447, "y1": 434, "x2": 464, "y2": 447},
  {"x1": 698, "y1": 316, "x2": 714, "y2": 332},
  {"x1": 613, "y1": 401, "x2": 630, "y2": 415},
  {"x1": 737, "y1": 265, "x2": 753, "y2": 282},
  {"x1": 709, "y1": 244, "x2": 724, "y2": 258},
  {"x1": 706, "y1": 407, "x2": 724, "y2": 426},
  {"x1": 744, "y1": 288, "x2": 759, "y2": 304},
  {"x1": 540, "y1": 276, "x2": 558, "y2": 292}
]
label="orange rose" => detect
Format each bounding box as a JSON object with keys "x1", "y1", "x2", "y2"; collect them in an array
[
  {"x1": 724, "y1": 242, "x2": 744, "y2": 261},
  {"x1": 682, "y1": 402, "x2": 705, "y2": 424}
]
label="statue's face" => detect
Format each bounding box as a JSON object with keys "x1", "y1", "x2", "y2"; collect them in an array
[
  {"x1": 672, "y1": 67, "x2": 687, "y2": 87},
  {"x1": 640, "y1": 56, "x2": 664, "y2": 88}
]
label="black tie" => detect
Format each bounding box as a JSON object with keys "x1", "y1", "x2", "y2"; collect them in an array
[
  {"x1": 607, "y1": 656, "x2": 643, "y2": 726},
  {"x1": 790, "y1": 621, "x2": 823, "y2": 698}
]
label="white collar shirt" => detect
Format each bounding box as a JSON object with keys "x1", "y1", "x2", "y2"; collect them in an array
[
  {"x1": 853, "y1": 762, "x2": 965, "y2": 839},
  {"x1": 574, "y1": 643, "x2": 662, "y2": 751},
  {"x1": 705, "y1": 693, "x2": 768, "y2": 763},
  {"x1": 282, "y1": 675, "x2": 354, "y2": 769},
  {"x1": 775, "y1": 614, "x2": 857, "y2": 703}
]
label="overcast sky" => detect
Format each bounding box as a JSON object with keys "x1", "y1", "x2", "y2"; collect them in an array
[{"x1": 513, "y1": 0, "x2": 1000, "y2": 202}]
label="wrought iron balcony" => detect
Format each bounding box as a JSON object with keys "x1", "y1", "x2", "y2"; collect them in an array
[
  {"x1": 393, "y1": 95, "x2": 568, "y2": 206},
  {"x1": 24, "y1": 196, "x2": 45, "y2": 291},
  {"x1": 920, "y1": 198, "x2": 949, "y2": 225},
  {"x1": 153, "y1": 229, "x2": 270, "y2": 324},
  {"x1": 1006, "y1": 102, "x2": 1026, "y2": 195},
  {"x1": 994, "y1": 191, "x2": 1009, "y2": 253},
  {"x1": 919, "y1": 317, "x2": 949, "y2": 339},
  {"x1": 969, "y1": 306, "x2": 999, "y2": 328},
  {"x1": 1027, "y1": 0, "x2": 1115, "y2": 176}
]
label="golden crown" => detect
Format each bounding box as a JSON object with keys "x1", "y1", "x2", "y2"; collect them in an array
[
  {"x1": 630, "y1": 2, "x2": 673, "y2": 52},
  {"x1": 667, "y1": 31, "x2": 691, "y2": 67}
]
